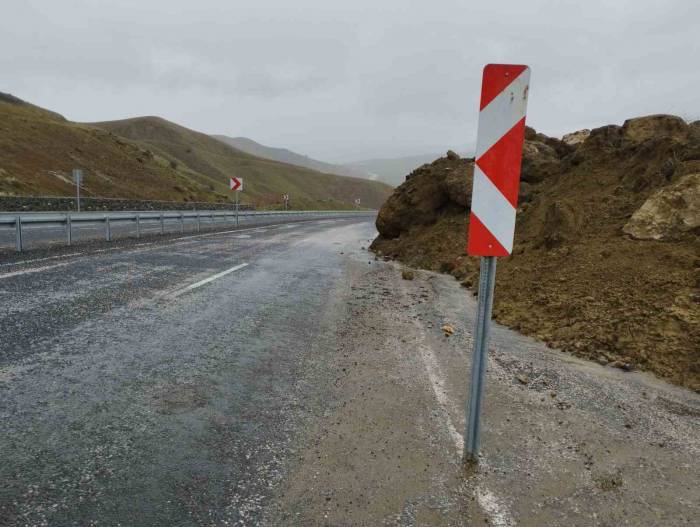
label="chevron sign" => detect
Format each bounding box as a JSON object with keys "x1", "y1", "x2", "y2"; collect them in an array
[
  {"x1": 467, "y1": 64, "x2": 530, "y2": 256},
  {"x1": 229, "y1": 177, "x2": 243, "y2": 191}
]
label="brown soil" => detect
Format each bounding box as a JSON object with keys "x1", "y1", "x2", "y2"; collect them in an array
[{"x1": 371, "y1": 115, "x2": 700, "y2": 392}]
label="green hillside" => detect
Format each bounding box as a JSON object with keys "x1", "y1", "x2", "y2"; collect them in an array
[
  {"x1": 0, "y1": 93, "x2": 393, "y2": 209},
  {"x1": 93, "y1": 117, "x2": 393, "y2": 209},
  {"x1": 0, "y1": 93, "x2": 219, "y2": 201}
]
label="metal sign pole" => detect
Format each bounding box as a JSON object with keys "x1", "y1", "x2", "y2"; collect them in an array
[
  {"x1": 235, "y1": 190, "x2": 240, "y2": 227},
  {"x1": 73, "y1": 169, "x2": 82, "y2": 212},
  {"x1": 464, "y1": 256, "x2": 497, "y2": 461}
]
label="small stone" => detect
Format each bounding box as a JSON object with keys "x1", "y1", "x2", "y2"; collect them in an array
[
  {"x1": 402, "y1": 270, "x2": 415, "y2": 281},
  {"x1": 441, "y1": 324, "x2": 455, "y2": 336},
  {"x1": 516, "y1": 374, "x2": 530, "y2": 385}
]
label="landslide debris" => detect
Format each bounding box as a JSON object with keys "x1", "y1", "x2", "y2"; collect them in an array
[{"x1": 371, "y1": 114, "x2": 700, "y2": 391}]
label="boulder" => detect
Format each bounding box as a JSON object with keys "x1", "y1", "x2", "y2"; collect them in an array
[
  {"x1": 521, "y1": 140, "x2": 562, "y2": 183},
  {"x1": 375, "y1": 161, "x2": 448, "y2": 238},
  {"x1": 562, "y1": 129, "x2": 590, "y2": 146},
  {"x1": 623, "y1": 173, "x2": 700, "y2": 240},
  {"x1": 375, "y1": 155, "x2": 474, "y2": 239},
  {"x1": 622, "y1": 115, "x2": 689, "y2": 144}
]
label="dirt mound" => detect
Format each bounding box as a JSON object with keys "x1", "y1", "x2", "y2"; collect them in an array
[
  {"x1": 375, "y1": 153, "x2": 473, "y2": 238},
  {"x1": 371, "y1": 115, "x2": 700, "y2": 391}
]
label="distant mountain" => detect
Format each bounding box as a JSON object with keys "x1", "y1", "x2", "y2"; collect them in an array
[
  {"x1": 343, "y1": 154, "x2": 447, "y2": 187},
  {"x1": 212, "y1": 135, "x2": 371, "y2": 181},
  {"x1": 344, "y1": 149, "x2": 477, "y2": 187}
]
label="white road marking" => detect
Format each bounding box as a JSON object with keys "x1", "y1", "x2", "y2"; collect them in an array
[
  {"x1": 0, "y1": 252, "x2": 84, "y2": 267},
  {"x1": 416, "y1": 340, "x2": 514, "y2": 527},
  {"x1": 235, "y1": 234, "x2": 252, "y2": 239},
  {"x1": 417, "y1": 342, "x2": 465, "y2": 449},
  {"x1": 402, "y1": 277, "x2": 514, "y2": 527},
  {"x1": 475, "y1": 488, "x2": 513, "y2": 527},
  {"x1": 0, "y1": 262, "x2": 71, "y2": 280},
  {"x1": 170, "y1": 263, "x2": 249, "y2": 298}
]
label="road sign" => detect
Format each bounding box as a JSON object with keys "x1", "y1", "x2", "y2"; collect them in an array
[
  {"x1": 467, "y1": 64, "x2": 530, "y2": 256},
  {"x1": 464, "y1": 64, "x2": 530, "y2": 463},
  {"x1": 230, "y1": 177, "x2": 243, "y2": 191},
  {"x1": 72, "y1": 169, "x2": 83, "y2": 212}
]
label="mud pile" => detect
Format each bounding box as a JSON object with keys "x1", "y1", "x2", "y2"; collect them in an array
[{"x1": 371, "y1": 115, "x2": 700, "y2": 391}]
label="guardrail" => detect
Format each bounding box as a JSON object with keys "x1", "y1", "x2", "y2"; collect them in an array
[{"x1": 0, "y1": 209, "x2": 374, "y2": 252}]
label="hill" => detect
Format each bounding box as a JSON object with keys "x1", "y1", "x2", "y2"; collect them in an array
[
  {"x1": 93, "y1": 117, "x2": 392, "y2": 209},
  {"x1": 0, "y1": 94, "x2": 215, "y2": 201},
  {"x1": 371, "y1": 115, "x2": 700, "y2": 391},
  {"x1": 212, "y1": 135, "x2": 371, "y2": 181},
  {"x1": 0, "y1": 93, "x2": 393, "y2": 209}
]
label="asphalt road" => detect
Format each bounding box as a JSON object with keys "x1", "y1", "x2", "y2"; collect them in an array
[{"x1": 1, "y1": 217, "x2": 698, "y2": 526}]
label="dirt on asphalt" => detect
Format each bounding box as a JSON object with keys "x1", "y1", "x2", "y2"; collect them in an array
[
  {"x1": 370, "y1": 115, "x2": 700, "y2": 392},
  {"x1": 263, "y1": 244, "x2": 700, "y2": 526}
]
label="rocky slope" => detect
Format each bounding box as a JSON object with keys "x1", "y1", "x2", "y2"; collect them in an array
[{"x1": 371, "y1": 115, "x2": 700, "y2": 391}]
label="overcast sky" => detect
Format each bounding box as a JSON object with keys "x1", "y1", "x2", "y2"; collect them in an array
[{"x1": 2, "y1": 0, "x2": 698, "y2": 162}]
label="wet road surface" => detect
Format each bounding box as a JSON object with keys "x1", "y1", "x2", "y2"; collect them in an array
[
  {"x1": 1, "y1": 218, "x2": 372, "y2": 525},
  {"x1": 1, "y1": 217, "x2": 699, "y2": 526}
]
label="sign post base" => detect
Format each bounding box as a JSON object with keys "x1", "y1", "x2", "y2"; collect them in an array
[{"x1": 464, "y1": 255, "x2": 497, "y2": 461}]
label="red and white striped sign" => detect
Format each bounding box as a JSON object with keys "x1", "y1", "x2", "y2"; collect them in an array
[
  {"x1": 467, "y1": 64, "x2": 530, "y2": 256},
  {"x1": 229, "y1": 177, "x2": 243, "y2": 191}
]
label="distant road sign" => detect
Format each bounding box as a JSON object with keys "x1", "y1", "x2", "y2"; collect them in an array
[
  {"x1": 230, "y1": 177, "x2": 243, "y2": 191},
  {"x1": 72, "y1": 169, "x2": 83, "y2": 184},
  {"x1": 467, "y1": 64, "x2": 530, "y2": 256}
]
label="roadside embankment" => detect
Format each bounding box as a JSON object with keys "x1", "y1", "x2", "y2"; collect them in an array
[{"x1": 371, "y1": 115, "x2": 700, "y2": 391}]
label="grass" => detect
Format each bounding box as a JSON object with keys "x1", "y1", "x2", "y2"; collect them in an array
[{"x1": 0, "y1": 95, "x2": 393, "y2": 209}]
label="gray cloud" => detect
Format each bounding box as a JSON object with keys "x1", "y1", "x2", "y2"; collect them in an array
[{"x1": 1, "y1": 0, "x2": 698, "y2": 161}]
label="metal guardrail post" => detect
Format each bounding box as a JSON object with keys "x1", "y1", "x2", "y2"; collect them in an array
[
  {"x1": 15, "y1": 215, "x2": 22, "y2": 252},
  {"x1": 180, "y1": 212, "x2": 184, "y2": 233},
  {"x1": 160, "y1": 213, "x2": 164, "y2": 235},
  {"x1": 196, "y1": 212, "x2": 201, "y2": 232},
  {"x1": 105, "y1": 216, "x2": 111, "y2": 241},
  {"x1": 136, "y1": 214, "x2": 141, "y2": 238},
  {"x1": 66, "y1": 214, "x2": 72, "y2": 245}
]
